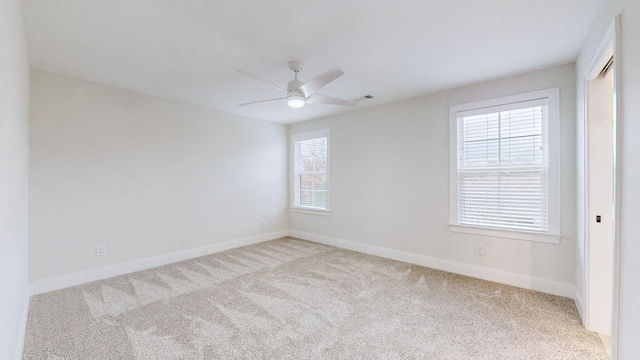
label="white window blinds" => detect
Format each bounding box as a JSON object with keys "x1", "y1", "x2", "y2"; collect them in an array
[
  {"x1": 456, "y1": 99, "x2": 549, "y2": 232},
  {"x1": 293, "y1": 131, "x2": 328, "y2": 210}
]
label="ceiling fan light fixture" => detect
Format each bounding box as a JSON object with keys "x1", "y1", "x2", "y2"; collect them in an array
[{"x1": 287, "y1": 95, "x2": 305, "y2": 108}]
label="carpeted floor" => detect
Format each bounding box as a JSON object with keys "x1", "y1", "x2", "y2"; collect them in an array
[{"x1": 23, "y1": 237, "x2": 607, "y2": 359}]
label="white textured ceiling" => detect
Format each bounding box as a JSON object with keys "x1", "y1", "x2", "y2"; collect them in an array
[{"x1": 21, "y1": 0, "x2": 602, "y2": 124}]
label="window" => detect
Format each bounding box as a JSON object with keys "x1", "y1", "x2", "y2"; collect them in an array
[
  {"x1": 291, "y1": 129, "x2": 330, "y2": 212},
  {"x1": 449, "y1": 89, "x2": 561, "y2": 243}
]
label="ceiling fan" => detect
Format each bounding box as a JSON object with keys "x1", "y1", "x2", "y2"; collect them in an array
[{"x1": 238, "y1": 61, "x2": 356, "y2": 108}]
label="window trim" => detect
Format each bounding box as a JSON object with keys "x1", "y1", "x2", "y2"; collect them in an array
[
  {"x1": 448, "y1": 88, "x2": 562, "y2": 243},
  {"x1": 290, "y1": 128, "x2": 331, "y2": 213}
]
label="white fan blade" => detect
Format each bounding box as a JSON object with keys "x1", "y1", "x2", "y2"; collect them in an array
[
  {"x1": 306, "y1": 94, "x2": 356, "y2": 107},
  {"x1": 237, "y1": 70, "x2": 291, "y2": 95},
  {"x1": 298, "y1": 68, "x2": 344, "y2": 97},
  {"x1": 238, "y1": 97, "x2": 288, "y2": 107}
]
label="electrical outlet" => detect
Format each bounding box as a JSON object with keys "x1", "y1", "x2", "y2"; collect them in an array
[
  {"x1": 475, "y1": 244, "x2": 484, "y2": 256},
  {"x1": 96, "y1": 244, "x2": 107, "y2": 257},
  {"x1": 260, "y1": 220, "x2": 265, "y2": 228},
  {"x1": 321, "y1": 222, "x2": 327, "y2": 230}
]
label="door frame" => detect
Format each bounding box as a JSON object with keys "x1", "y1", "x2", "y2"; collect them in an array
[{"x1": 582, "y1": 15, "x2": 623, "y2": 359}]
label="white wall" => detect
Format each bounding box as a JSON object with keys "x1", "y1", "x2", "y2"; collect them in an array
[
  {"x1": 30, "y1": 70, "x2": 288, "y2": 282},
  {"x1": 576, "y1": 0, "x2": 640, "y2": 357},
  {"x1": 0, "y1": 0, "x2": 30, "y2": 358},
  {"x1": 290, "y1": 64, "x2": 576, "y2": 288}
]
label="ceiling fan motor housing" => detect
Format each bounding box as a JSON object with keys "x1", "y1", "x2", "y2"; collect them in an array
[{"x1": 287, "y1": 79, "x2": 304, "y2": 96}]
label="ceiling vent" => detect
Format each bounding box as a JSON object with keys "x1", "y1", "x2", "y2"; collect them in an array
[{"x1": 351, "y1": 95, "x2": 374, "y2": 102}]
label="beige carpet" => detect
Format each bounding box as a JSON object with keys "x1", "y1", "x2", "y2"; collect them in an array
[{"x1": 24, "y1": 237, "x2": 607, "y2": 359}]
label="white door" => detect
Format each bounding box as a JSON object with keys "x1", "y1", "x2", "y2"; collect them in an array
[{"x1": 586, "y1": 56, "x2": 614, "y2": 336}]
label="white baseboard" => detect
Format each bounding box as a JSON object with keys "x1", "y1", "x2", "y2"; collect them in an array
[
  {"x1": 29, "y1": 230, "x2": 288, "y2": 295},
  {"x1": 289, "y1": 230, "x2": 576, "y2": 299},
  {"x1": 574, "y1": 287, "x2": 585, "y2": 324},
  {"x1": 29, "y1": 229, "x2": 577, "y2": 300},
  {"x1": 15, "y1": 289, "x2": 29, "y2": 360}
]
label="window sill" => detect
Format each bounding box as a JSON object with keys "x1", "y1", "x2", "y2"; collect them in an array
[
  {"x1": 290, "y1": 207, "x2": 331, "y2": 216},
  {"x1": 449, "y1": 223, "x2": 562, "y2": 244}
]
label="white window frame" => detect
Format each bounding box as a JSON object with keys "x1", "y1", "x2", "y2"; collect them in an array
[
  {"x1": 449, "y1": 88, "x2": 562, "y2": 244},
  {"x1": 290, "y1": 128, "x2": 331, "y2": 215}
]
